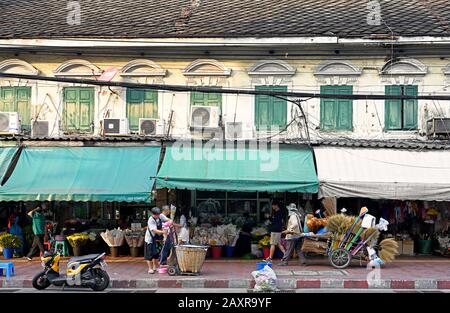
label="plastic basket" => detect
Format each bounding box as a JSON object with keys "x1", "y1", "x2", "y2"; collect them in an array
[{"x1": 175, "y1": 245, "x2": 208, "y2": 274}]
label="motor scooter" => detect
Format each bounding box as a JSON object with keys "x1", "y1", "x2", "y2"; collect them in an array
[{"x1": 32, "y1": 251, "x2": 110, "y2": 291}]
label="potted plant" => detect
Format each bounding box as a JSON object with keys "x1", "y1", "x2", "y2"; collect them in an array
[
  {"x1": 258, "y1": 235, "x2": 271, "y2": 259},
  {"x1": 0, "y1": 233, "x2": 21, "y2": 259},
  {"x1": 67, "y1": 233, "x2": 90, "y2": 256}
]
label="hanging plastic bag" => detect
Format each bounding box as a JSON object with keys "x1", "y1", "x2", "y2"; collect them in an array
[{"x1": 251, "y1": 265, "x2": 278, "y2": 292}]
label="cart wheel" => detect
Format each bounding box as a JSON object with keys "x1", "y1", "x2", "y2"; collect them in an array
[
  {"x1": 329, "y1": 248, "x2": 352, "y2": 269},
  {"x1": 168, "y1": 266, "x2": 177, "y2": 276}
]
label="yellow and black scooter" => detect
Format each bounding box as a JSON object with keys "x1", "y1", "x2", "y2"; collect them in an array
[{"x1": 32, "y1": 251, "x2": 110, "y2": 291}]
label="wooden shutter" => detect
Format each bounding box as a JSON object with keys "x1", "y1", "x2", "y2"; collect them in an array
[
  {"x1": 126, "y1": 89, "x2": 158, "y2": 131},
  {"x1": 64, "y1": 87, "x2": 94, "y2": 131},
  {"x1": 337, "y1": 86, "x2": 353, "y2": 130},
  {"x1": 403, "y1": 85, "x2": 418, "y2": 130},
  {"x1": 385, "y1": 85, "x2": 403, "y2": 130},
  {"x1": 0, "y1": 87, "x2": 31, "y2": 129},
  {"x1": 15, "y1": 87, "x2": 31, "y2": 128},
  {"x1": 255, "y1": 85, "x2": 287, "y2": 130},
  {"x1": 191, "y1": 92, "x2": 222, "y2": 107},
  {"x1": 320, "y1": 86, "x2": 353, "y2": 131}
]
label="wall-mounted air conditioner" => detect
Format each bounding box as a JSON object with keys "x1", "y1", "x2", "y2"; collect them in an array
[
  {"x1": 102, "y1": 118, "x2": 129, "y2": 135},
  {"x1": 426, "y1": 118, "x2": 450, "y2": 137},
  {"x1": 190, "y1": 106, "x2": 220, "y2": 128},
  {"x1": 31, "y1": 120, "x2": 50, "y2": 137},
  {"x1": 225, "y1": 121, "x2": 255, "y2": 140},
  {"x1": 139, "y1": 118, "x2": 165, "y2": 136},
  {"x1": 0, "y1": 112, "x2": 21, "y2": 134}
]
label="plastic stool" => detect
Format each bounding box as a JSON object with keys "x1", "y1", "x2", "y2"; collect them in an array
[
  {"x1": 0, "y1": 262, "x2": 15, "y2": 280},
  {"x1": 54, "y1": 240, "x2": 69, "y2": 256}
]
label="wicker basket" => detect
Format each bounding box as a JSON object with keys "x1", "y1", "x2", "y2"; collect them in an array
[
  {"x1": 175, "y1": 245, "x2": 208, "y2": 274},
  {"x1": 301, "y1": 237, "x2": 329, "y2": 254}
]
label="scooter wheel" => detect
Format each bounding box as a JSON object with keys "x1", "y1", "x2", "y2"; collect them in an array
[
  {"x1": 91, "y1": 269, "x2": 110, "y2": 291},
  {"x1": 168, "y1": 266, "x2": 177, "y2": 276},
  {"x1": 32, "y1": 271, "x2": 51, "y2": 290}
]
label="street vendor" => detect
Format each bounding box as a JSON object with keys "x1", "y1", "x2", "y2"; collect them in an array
[
  {"x1": 278, "y1": 203, "x2": 313, "y2": 266},
  {"x1": 144, "y1": 207, "x2": 168, "y2": 274}
]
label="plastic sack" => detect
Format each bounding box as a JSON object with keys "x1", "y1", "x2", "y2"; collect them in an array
[{"x1": 251, "y1": 265, "x2": 278, "y2": 292}]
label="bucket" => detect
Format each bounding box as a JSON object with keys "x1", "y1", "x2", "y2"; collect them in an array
[
  {"x1": 419, "y1": 240, "x2": 432, "y2": 254},
  {"x1": 110, "y1": 246, "x2": 120, "y2": 257},
  {"x1": 2, "y1": 248, "x2": 13, "y2": 259},
  {"x1": 72, "y1": 246, "x2": 82, "y2": 256},
  {"x1": 225, "y1": 245, "x2": 234, "y2": 257},
  {"x1": 158, "y1": 266, "x2": 168, "y2": 274},
  {"x1": 211, "y1": 246, "x2": 222, "y2": 259},
  {"x1": 262, "y1": 246, "x2": 270, "y2": 259},
  {"x1": 256, "y1": 262, "x2": 272, "y2": 271},
  {"x1": 130, "y1": 247, "x2": 141, "y2": 257}
]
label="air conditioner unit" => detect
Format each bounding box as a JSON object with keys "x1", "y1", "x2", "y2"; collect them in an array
[
  {"x1": 32, "y1": 120, "x2": 50, "y2": 137},
  {"x1": 426, "y1": 118, "x2": 450, "y2": 137},
  {"x1": 225, "y1": 121, "x2": 255, "y2": 140},
  {"x1": 139, "y1": 118, "x2": 165, "y2": 136},
  {"x1": 190, "y1": 106, "x2": 220, "y2": 128},
  {"x1": 102, "y1": 118, "x2": 129, "y2": 136},
  {"x1": 0, "y1": 112, "x2": 21, "y2": 134}
]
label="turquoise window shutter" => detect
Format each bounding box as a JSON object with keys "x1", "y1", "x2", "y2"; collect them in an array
[
  {"x1": 320, "y1": 86, "x2": 353, "y2": 131},
  {"x1": 255, "y1": 86, "x2": 287, "y2": 130},
  {"x1": 126, "y1": 89, "x2": 158, "y2": 131},
  {"x1": 385, "y1": 85, "x2": 403, "y2": 130},
  {"x1": 403, "y1": 85, "x2": 418, "y2": 130}
]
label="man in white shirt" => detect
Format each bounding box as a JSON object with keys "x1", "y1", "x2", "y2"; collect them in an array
[{"x1": 144, "y1": 207, "x2": 168, "y2": 274}]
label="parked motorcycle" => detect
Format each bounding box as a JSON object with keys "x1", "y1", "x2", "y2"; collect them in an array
[{"x1": 32, "y1": 251, "x2": 110, "y2": 291}]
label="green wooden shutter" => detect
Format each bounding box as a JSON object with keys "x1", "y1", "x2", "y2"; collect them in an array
[
  {"x1": 63, "y1": 87, "x2": 94, "y2": 132},
  {"x1": 255, "y1": 93, "x2": 271, "y2": 130},
  {"x1": 403, "y1": 85, "x2": 418, "y2": 130},
  {"x1": 320, "y1": 86, "x2": 353, "y2": 131},
  {"x1": 385, "y1": 85, "x2": 403, "y2": 130},
  {"x1": 126, "y1": 89, "x2": 158, "y2": 131},
  {"x1": 190, "y1": 92, "x2": 222, "y2": 107},
  {"x1": 0, "y1": 87, "x2": 16, "y2": 112},
  {"x1": 16, "y1": 87, "x2": 31, "y2": 128},
  {"x1": 255, "y1": 86, "x2": 287, "y2": 130},
  {"x1": 0, "y1": 87, "x2": 31, "y2": 129}
]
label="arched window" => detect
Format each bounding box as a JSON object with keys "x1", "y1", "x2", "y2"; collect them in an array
[
  {"x1": 380, "y1": 58, "x2": 427, "y2": 76},
  {"x1": 120, "y1": 60, "x2": 166, "y2": 131},
  {"x1": 0, "y1": 59, "x2": 39, "y2": 129},
  {"x1": 53, "y1": 59, "x2": 102, "y2": 76},
  {"x1": 183, "y1": 59, "x2": 231, "y2": 76}
]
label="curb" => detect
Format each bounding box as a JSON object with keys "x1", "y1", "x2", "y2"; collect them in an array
[{"x1": 2, "y1": 278, "x2": 450, "y2": 289}]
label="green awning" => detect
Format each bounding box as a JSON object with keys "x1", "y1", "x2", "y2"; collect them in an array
[
  {"x1": 0, "y1": 146, "x2": 161, "y2": 202},
  {"x1": 156, "y1": 144, "x2": 318, "y2": 193}
]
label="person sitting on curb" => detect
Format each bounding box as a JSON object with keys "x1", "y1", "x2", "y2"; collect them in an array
[{"x1": 278, "y1": 203, "x2": 313, "y2": 266}]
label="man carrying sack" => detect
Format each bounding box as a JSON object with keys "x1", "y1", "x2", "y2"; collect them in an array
[{"x1": 278, "y1": 203, "x2": 313, "y2": 266}]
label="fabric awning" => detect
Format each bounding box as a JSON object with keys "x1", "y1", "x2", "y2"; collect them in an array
[
  {"x1": 314, "y1": 146, "x2": 450, "y2": 201},
  {"x1": 0, "y1": 146, "x2": 161, "y2": 202},
  {"x1": 156, "y1": 144, "x2": 318, "y2": 193}
]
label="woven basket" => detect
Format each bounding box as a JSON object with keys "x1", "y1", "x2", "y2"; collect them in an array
[
  {"x1": 175, "y1": 245, "x2": 208, "y2": 274},
  {"x1": 301, "y1": 237, "x2": 328, "y2": 254}
]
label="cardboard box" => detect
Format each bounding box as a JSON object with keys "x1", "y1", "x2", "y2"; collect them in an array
[{"x1": 402, "y1": 240, "x2": 415, "y2": 255}]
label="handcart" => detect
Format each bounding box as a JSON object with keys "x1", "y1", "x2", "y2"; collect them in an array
[
  {"x1": 164, "y1": 224, "x2": 209, "y2": 276},
  {"x1": 300, "y1": 208, "x2": 397, "y2": 269}
]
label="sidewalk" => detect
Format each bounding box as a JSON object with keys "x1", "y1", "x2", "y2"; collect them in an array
[{"x1": 2, "y1": 256, "x2": 449, "y2": 290}]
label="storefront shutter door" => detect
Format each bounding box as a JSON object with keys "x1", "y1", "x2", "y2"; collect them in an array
[
  {"x1": 385, "y1": 85, "x2": 403, "y2": 130},
  {"x1": 403, "y1": 85, "x2": 418, "y2": 130}
]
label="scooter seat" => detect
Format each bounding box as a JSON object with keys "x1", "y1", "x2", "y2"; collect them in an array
[{"x1": 68, "y1": 254, "x2": 101, "y2": 265}]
